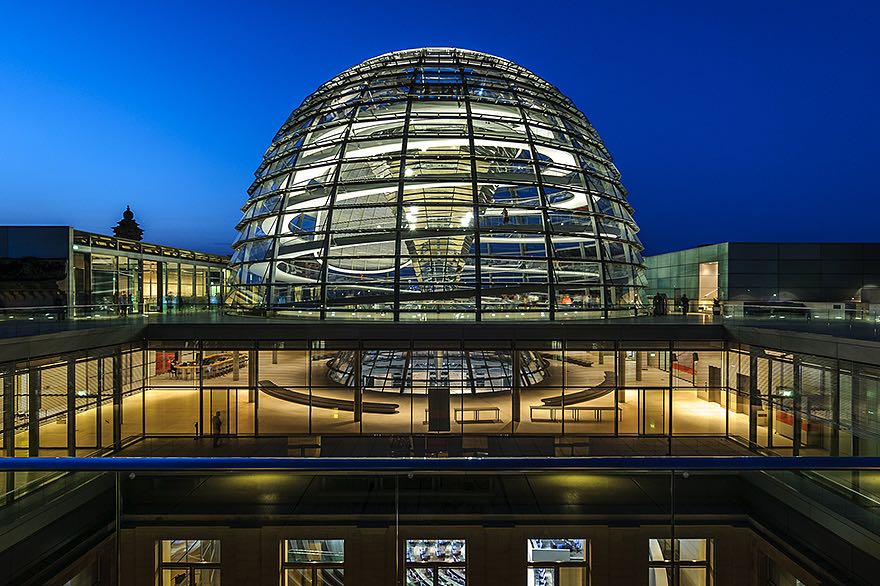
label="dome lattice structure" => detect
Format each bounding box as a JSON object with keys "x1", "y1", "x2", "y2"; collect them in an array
[{"x1": 230, "y1": 48, "x2": 645, "y2": 320}]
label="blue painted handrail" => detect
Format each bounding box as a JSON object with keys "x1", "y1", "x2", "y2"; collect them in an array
[{"x1": 1, "y1": 456, "x2": 879, "y2": 472}]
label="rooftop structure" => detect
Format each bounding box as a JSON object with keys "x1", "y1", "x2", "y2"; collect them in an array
[
  {"x1": 0, "y1": 226, "x2": 228, "y2": 317},
  {"x1": 229, "y1": 48, "x2": 645, "y2": 320},
  {"x1": 111, "y1": 205, "x2": 144, "y2": 241},
  {"x1": 644, "y1": 242, "x2": 880, "y2": 312}
]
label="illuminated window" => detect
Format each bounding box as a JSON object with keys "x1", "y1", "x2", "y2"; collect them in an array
[
  {"x1": 282, "y1": 539, "x2": 344, "y2": 585},
  {"x1": 648, "y1": 538, "x2": 713, "y2": 585},
  {"x1": 527, "y1": 538, "x2": 589, "y2": 585},
  {"x1": 157, "y1": 539, "x2": 220, "y2": 586},
  {"x1": 698, "y1": 261, "x2": 719, "y2": 308},
  {"x1": 405, "y1": 539, "x2": 466, "y2": 586}
]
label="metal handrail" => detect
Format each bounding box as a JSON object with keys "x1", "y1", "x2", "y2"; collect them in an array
[{"x1": 2, "y1": 455, "x2": 880, "y2": 471}]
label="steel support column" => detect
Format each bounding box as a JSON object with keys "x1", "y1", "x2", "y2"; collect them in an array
[
  {"x1": 28, "y1": 366, "x2": 41, "y2": 457},
  {"x1": 67, "y1": 357, "x2": 76, "y2": 456},
  {"x1": 113, "y1": 349, "x2": 122, "y2": 448},
  {"x1": 749, "y1": 352, "x2": 759, "y2": 448}
]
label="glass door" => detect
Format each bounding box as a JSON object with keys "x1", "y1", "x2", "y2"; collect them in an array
[{"x1": 639, "y1": 387, "x2": 668, "y2": 436}]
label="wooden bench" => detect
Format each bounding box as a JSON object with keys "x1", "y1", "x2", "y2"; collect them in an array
[
  {"x1": 259, "y1": 380, "x2": 399, "y2": 414},
  {"x1": 423, "y1": 407, "x2": 501, "y2": 424},
  {"x1": 530, "y1": 405, "x2": 621, "y2": 423}
]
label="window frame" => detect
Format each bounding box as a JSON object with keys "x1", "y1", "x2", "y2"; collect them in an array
[
  {"x1": 156, "y1": 539, "x2": 221, "y2": 586},
  {"x1": 647, "y1": 538, "x2": 713, "y2": 586},
  {"x1": 526, "y1": 538, "x2": 590, "y2": 585},
  {"x1": 404, "y1": 539, "x2": 467, "y2": 586},
  {"x1": 280, "y1": 538, "x2": 345, "y2": 586}
]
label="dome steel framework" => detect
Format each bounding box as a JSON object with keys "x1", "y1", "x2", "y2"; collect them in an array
[{"x1": 230, "y1": 48, "x2": 646, "y2": 320}]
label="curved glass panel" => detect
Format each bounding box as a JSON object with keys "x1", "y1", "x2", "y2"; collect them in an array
[{"x1": 229, "y1": 48, "x2": 645, "y2": 320}]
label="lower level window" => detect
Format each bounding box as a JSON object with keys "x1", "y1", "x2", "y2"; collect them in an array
[
  {"x1": 282, "y1": 539, "x2": 345, "y2": 585},
  {"x1": 405, "y1": 539, "x2": 466, "y2": 586},
  {"x1": 527, "y1": 538, "x2": 589, "y2": 585},
  {"x1": 648, "y1": 538, "x2": 713, "y2": 586},
  {"x1": 157, "y1": 539, "x2": 220, "y2": 586}
]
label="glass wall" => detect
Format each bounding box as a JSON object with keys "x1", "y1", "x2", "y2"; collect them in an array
[
  {"x1": 70, "y1": 251, "x2": 225, "y2": 315},
  {"x1": 5, "y1": 337, "x2": 879, "y2": 464},
  {"x1": 0, "y1": 345, "x2": 146, "y2": 461}
]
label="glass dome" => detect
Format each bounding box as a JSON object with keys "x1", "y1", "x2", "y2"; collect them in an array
[{"x1": 230, "y1": 47, "x2": 646, "y2": 320}]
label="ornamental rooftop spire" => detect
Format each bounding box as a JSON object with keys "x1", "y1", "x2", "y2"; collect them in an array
[{"x1": 112, "y1": 205, "x2": 144, "y2": 241}]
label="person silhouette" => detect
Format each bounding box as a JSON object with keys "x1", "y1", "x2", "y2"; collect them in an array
[{"x1": 212, "y1": 411, "x2": 222, "y2": 447}]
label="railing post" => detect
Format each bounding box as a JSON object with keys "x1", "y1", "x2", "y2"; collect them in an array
[
  {"x1": 749, "y1": 351, "x2": 759, "y2": 449},
  {"x1": 793, "y1": 357, "x2": 802, "y2": 456},
  {"x1": 512, "y1": 342, "x2": 521, "y2": 424},
  {"x1": 28, "y1": 365, "x2": 41, "y2": 457},
  {"x1": 67, "y1": 357, "x2": 76, "y2": 456},
  {"x1": 2, "y1": 364, "x2": 14, "y2": 459},
  {"x1": 354, "y1": 343, "x2": 363, "y2": 426},
  {"x1": 113, "y1": 349, "x2": 122, "y2": 449},
  {"x1": 249, "y1": 349, "x2": 258, "y2": 438}
]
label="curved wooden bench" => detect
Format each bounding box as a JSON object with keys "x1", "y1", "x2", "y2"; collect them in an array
[
  {"x1": 541, "y1": 371, "x2": 615, "y2": 406},
  {"x1": 259, "y1": 380, "x2": 399, "y2": 414}
]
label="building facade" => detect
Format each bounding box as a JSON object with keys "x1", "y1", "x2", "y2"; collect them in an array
[
  {"x1": 0, "y1": 226, "x2": 229, "y2": 317},
  {"x1": 645, "y1": 242, "x2": 880, "y2": 310},
  {"x1": 1, "y1": 49, "x2": 879, "y2": 586}
]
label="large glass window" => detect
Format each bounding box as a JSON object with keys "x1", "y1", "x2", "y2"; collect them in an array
[
  {"x1": 527, "y1": 539, "x2": 589, "y2": 585},
  {"x1": 648, "y1": 538, "x2": 712, "y2": 586},
  {"x1": 157, "y1": 539, "x2": 220, "y2": 586},
  {"x1": 165, "y1": 262, "x2": 180, "y2": 310},
  {"x1": 282, "y1": 539, "x2": 344, "y2": 585},
  {"x1": 91, "y1": 254, "x2": 117, "y2": 310},
  {"x1": 405, "y1": 539, "x2": 466, "y2": 586},
  {"x1": 697, "y1": 262, "x2": 719, "y2": 310},
  {"x1": 143, "y1": 260, "x2": 159, "y2": 311}
]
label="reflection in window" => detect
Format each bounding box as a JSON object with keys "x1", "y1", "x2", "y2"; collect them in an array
[
  {"x1": 405, "y1": 539, "x2": 466, "y2": 586},
  {"x1": 648, "y1": 538, "x2": 712, "y2": 586},
  {"x1": 282, "y1": 539, "x2": 344, "y2": 586},
  {"x1": 527, "y1": 539, "x2": 589, "y2": 585},
  {"x1": 157, "y1": 539, "x2": 220, "y2": 586}
]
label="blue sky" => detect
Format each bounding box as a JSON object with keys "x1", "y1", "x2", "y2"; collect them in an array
[{"x1": 0, "y1": 1, "x2": 877, "y2": 254}]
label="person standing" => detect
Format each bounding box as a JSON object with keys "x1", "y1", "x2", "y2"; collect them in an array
[
  {"x1": 680, "y1": 294, "x2": 690, "y2": 316},
  {"x1": 212, "y1": 411, "x2": 222, "y2": 447}
]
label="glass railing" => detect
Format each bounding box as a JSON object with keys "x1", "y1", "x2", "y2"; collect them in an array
[
  {"x1": 0, "y1": 457, "x2": 877, "y2": 585},
  {"x1": 720, "y1": 301, "x2": 880, "y2": 341},
  {"x1": 2, "y1": 299, "x2": 878, "y2": 342},
  {"x1": 0, "y1": 303, "x2": 222, "y2": 336},
  {"x1": 0, "y1": 456, "x2": 877, "y2": 529}
]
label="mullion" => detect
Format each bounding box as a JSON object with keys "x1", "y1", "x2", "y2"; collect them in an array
[{"x1": 391, "y1": 56, "x2": 419, "y2": 321}]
